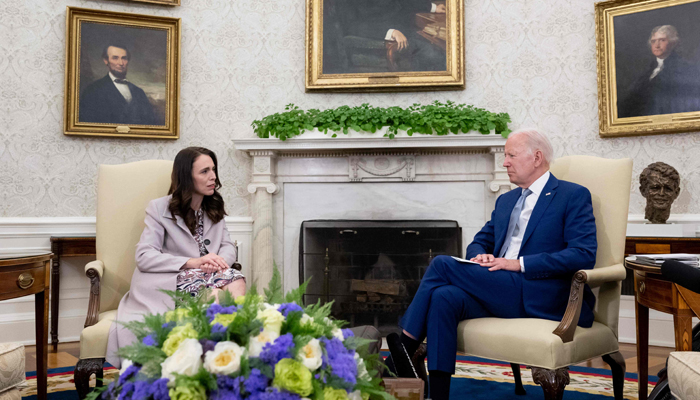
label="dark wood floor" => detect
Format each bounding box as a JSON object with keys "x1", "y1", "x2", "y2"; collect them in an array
[{"x1": 25, "y1": 341, "x2": 672, "y2": 377}]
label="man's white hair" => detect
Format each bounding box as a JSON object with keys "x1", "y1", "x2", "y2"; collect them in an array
[
  {"x1": 649, "y1": 25, "x2": 680, "y2": 48},
  {"x1": 508, "y1": 128, "x2": 554, "y2": 164}
]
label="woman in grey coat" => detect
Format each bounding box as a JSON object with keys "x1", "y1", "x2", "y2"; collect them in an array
[{"x1": 106, "y1": 147, "x2": 246, "y2": 367}]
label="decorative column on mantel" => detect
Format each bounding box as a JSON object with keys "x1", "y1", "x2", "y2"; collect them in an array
[
  {"x1": 489, "y1": 147, "x2": 514, "y2": 195},
  {"x1": 246, "y1": 150, "x2": 278, "y2": 290}
]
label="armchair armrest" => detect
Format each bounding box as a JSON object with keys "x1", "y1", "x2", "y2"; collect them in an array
[
  {"x1": 84, "y1": 260, "x2": 104, "y2": 328},
  {"x1": 552, "y1": 264, "x2": 627, "y2": 343}
]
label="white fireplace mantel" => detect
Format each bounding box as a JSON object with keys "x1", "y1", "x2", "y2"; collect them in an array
[{"x1": 234, "y1": 134, "x2": 510, "y2": 290}]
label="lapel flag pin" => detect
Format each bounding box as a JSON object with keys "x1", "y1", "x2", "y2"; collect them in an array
[{"x1": 545, "y1": 192, "x2": 551, "y2": 196}]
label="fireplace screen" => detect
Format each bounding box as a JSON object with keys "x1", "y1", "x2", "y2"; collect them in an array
[{"x1": 299, "y1": 220, "x2": 461, "y2": 335}]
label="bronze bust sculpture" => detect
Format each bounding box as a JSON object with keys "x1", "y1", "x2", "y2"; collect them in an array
[{"x1": 639, "y1": 162, "x2": 680, "y2": 224}]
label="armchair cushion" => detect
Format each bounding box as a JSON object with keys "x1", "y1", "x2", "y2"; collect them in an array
[
  {"x1": 0, "y1": 343, "x2": 24, "y2": 394},
  {"x1": 668, "y1": 351, "x2": 700, "y2": 400},
  {"x1": 457, "y1": 318, "x2": 619, "y2": 370},
  {"x1": 583, "y1": 264, "x2": 626, "y2": 288},
  {"x1": 79, "y1": 310, "x2": 117, "y2": 360},
  {"x1": 85, "y1": 260, "x2": 105, "y2": 279}
]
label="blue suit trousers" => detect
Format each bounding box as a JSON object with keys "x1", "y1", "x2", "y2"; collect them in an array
[{"x1": 400, "y1": 255, "x2": 528, "y2": 373}]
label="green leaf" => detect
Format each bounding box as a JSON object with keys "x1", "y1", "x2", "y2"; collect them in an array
[{"x1": 264, "y1": 263, "x2": 284, "y2": 304}]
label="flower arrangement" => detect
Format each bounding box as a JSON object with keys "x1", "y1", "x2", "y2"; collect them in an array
[{"x1": 89, "y1": 269, "x2": 390, "y2": 400}]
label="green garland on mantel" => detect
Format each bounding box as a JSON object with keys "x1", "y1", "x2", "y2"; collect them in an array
[{"x1": 251, "y1": 101, "x2": 512, "y2": 141}]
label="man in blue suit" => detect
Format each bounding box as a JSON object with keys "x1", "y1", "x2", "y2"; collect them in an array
[{"x1": 395, "y1": 129, "x2": 597, "y2": 400}]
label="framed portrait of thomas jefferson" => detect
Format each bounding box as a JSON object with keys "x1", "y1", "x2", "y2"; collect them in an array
[
  {"x1": 596, "y1": 0, "x2": 700, "y2": 137},
  {"x1": 305, "y1": 0, "x2": 464, "y2": 92},
  {"x1": 64, "y1": 7, "x2": 181, "y2": 139}
]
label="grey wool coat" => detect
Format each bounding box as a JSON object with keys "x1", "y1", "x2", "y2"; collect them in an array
[{"x1": 106, "y1": 195, "x2": 238, "y2": 367}]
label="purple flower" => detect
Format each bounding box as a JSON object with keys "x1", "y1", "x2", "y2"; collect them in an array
[
  {"x1": 207, "y1": 304, "x2": 237, "y2": 322},
  {"x1": 200, "y1": 339, "x2": 218, "y2": 354},
  {"x1": 118, "y1": 382, "x2": 135, "y2": 400},
  {"x1": 341, "y1": 328, "x2": 354, "y2": 339},
  {"x1": 249, "y1": 388, "x2": 301, "y2": 400},
  {"x1": 217, "y1": 375, "x2": 244, "y2": 392},
  {"x1": 142, "y1": 335, "x2": 156, "y2": 346},
  {"x1": 277, "y1": 303, "x2": 303, "y2": 317},
  {"x1": 260, "y1": 333, "x2": 294, "y2": 366},
  {"x1": 102, "y1": 382, "x2": 116, "y2": 399},
  {"x1": 117, "y1": 365, "x2": 140, "y2": 385},
  {"x1": 244, "y1": 369, "x2": 269, "y2": 394},
  {"x1": 211, "y1": 390, "x2": 241, "y2": 400},
  {"x1": 148, "y1": 378, "x2": 170, "y2": 400},
  {"x1": 161, "y1": 322, "x2": 175, "y2": 330},
  {"x1": 211, "y1": 323, "x2": 228, "y2": 340},
  {"x1": 321, "y1": 337, "x2": 357, "y2": 387},
  {"x1": 131, "y1": 381, "x2": 150, "y2": 400}
]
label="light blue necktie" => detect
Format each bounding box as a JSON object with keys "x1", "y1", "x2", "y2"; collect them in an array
[{"x1": 499, "y1": 188, "x2": 533, "y2": 258}]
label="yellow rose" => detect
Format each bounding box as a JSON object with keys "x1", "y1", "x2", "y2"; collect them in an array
[
  {"x1": 162, "y1": 323, "x2": 198, "y2": 356},
  {"x1": 169, "y1": 383, "x2": 206, "y2": 400},
  {"x1": 257, "y1": 306, "x2": 285, "y2": 334},
  {"x1": 234, "y1": 295, "x2": 246, "y2": 305},
  {"x1": 165, "y1": 308, "x2": 190, "y2": 323},
  {"x1": 211, "y1": 313, "x2": 237, "y2": 326},
  {"x1": 323, "y1": 387, "x2": 349, "y2": 400}
]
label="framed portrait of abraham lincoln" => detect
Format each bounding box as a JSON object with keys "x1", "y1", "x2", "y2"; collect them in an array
[
  {"x1": 64, "y1": 7, "x2": 181, "y2": 139},
  {"x1": 596, "y1": 0, "x2": 700, "y2": 137},
  {"x1": 305, "y1": 0, "x2": 464, "y2": 92}
]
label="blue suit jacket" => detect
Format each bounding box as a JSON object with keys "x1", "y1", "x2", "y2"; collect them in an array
[{"x1": 466, "y1": 174, "x2": 598, "y2": 327}]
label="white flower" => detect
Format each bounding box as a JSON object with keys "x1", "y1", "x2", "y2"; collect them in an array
[
  {"x1": 119, "y1": 359, "x2": 133, "y2": 375},
  {"x1": 204, "y1": 341, "x2": 245, "y2": 375},
  {"x1": 296, "y1": 338, "x2": 323, "y2": 371},
  {"x1": 300, "y1": 314, "x2": 314, "y2": 326},
  {"x1": 354, "y1": 352, "x2": 369, "y2": 380},
  {"x1": 257, "y1": 307, "x2": 285, "y2": 335},
  {"x1": 160, "y1": 338, "x2": 203, "y2": 383},
  {"x1": 348, "y1": 390, "x2": 364, "y2": 400},
  {"x1": 332, "y1": 327, "x2": 344, "y2": 341},
  {"x1": 248, "y1": 329, "x2": 280, "y2": 357}
]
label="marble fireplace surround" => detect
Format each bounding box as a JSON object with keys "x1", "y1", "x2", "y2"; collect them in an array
[{"x1": 235, "y1": 134, "x2": 512, "y2": 292}]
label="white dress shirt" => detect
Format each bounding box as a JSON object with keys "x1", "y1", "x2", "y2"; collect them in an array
[
  {"x1": 649, "y1": 58, "x2": 665, "y2": 81},
  {"x1": 385, "y1": 3, "x2": 438, "y2": 41},
  {"x1": 110, "y1": 72, "x2": 133, "y2": 103},
  {"x1": 503, "y1": 171, "x2": 551, "y2": 272}
]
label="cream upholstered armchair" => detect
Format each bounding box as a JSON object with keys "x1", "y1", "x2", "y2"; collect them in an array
[
  {"x1": 447, "y1": 156, "x2": 633, "y2": 400},
  {"x1": 74, "y1": 160, "x2": 173, "y2": 399}
]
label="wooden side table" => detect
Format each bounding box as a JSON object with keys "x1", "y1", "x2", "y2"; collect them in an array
[
  {"x1": 49, "y1": 236, "x2": 96, "y2": 351},
  {"x1": 624, "y1": 257, "x2": 700, "y2": 400},
  {"x1": 0, "y1": 253, "x2": 53, "y2": 400}
]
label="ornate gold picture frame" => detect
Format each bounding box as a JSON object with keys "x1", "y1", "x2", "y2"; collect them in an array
[
  {"x1": 64, "y1": 7, "x2": 181, "y2": 139},
  {"x1": 131, "y1": 0, "x2": 180, "y2": 5},
  {"x1": 596, "y1": 0, "x2": 700, "y2": 137},
  {"x1": 305, "y1": 0, "x2": 464, "y2": 92}
]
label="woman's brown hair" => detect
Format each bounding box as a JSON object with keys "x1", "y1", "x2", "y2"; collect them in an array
[{"x1": 168, "y1": 147, "x2": 227, "y2": 234}]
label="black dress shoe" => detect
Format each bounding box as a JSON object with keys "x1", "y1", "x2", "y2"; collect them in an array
[{"x1": 386, "y1": 333, "x2": 418, "y2": 378}]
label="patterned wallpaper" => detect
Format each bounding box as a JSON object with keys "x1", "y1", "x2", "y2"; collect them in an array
[{"x1": 1, "y1": 0, "x2": 699, "y2": 218}]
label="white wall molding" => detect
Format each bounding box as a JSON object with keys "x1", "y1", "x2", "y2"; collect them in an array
[{"x1": 0, "y1": 216, "x2": 253, "y2": 345}]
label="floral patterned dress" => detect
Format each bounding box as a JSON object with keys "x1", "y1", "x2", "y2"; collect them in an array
[{"x1": 176, "y1": 209, "x2": 245, "y2": 296}]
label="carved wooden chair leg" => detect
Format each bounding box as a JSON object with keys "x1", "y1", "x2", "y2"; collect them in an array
[
  {"x1": 74, "y1": 358, "x2": 106, "y2": 400},
  {"x1": 601, "y1": 351, "x2": 626, "y2": 400},
  {"x1": 531, "y1": 367, "x2": 569, "y2": 400},
  {"x1": 510, "y1": 363, "x2": 527, "y2": 395}
]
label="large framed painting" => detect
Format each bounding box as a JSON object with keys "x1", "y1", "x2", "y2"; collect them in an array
[
  {"x1": 64, "y1": 7, "x2": 181, "y2": 139},
  {"x1": 305, "y1": 0, "x2": 464, "y2": 92},
  {"x1": 131, "y1": 0, "x2": 180, "y2": 5},
  {"x1": 596, "y1": 0, "x2": 700, "y2": 137}
]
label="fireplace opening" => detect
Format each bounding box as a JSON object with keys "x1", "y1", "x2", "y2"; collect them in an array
[{"x1": 299, "y1": 220, "x2": 462, "y2": 336}]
